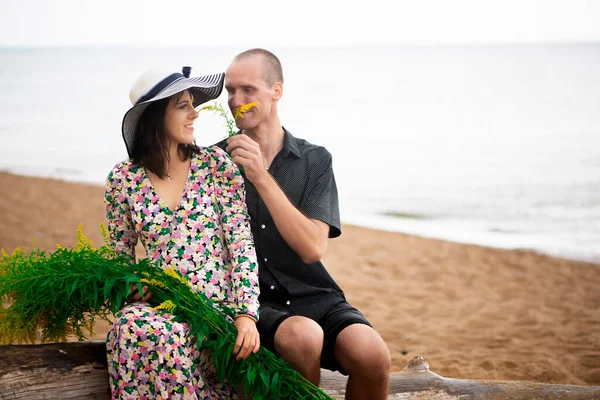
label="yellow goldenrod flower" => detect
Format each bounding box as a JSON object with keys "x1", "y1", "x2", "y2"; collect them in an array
[
  {"x1": 201, "y1": 101, "x2": 259, "y2": 139},
  {"x1": 153, "y1": 300, "x2": 177, "y2": 313},
  {"x1": 199, "y1": 104, "x2": 220, "y2": 112},
  {"x1": 234, "y1": 102, "x2": 259, "y2": 120},
  {"x1": 100, "y1": 223, "x2": 110, "y2": 245},
  {"x1": 9, "y1": 248, "x2": 23, "y2": 257},
  {"x1": 140, "y1": 278, "x2": 166, "y2": 289},
  {"x1": 74, "y1": 224, "x2": 94, "y2": 251},
  {"x1": 163, "y1": 266, "x2": 191, "y2": 287}
]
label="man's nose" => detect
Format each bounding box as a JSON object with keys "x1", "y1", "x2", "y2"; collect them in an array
[{"x1": 229, "y1": 92, "x2": 244, "y2": 108}]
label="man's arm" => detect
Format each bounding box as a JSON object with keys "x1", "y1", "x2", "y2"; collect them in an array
[
  {"x1": 255, "y1": 172, "x2": 330, "y2": 264},
  {"x1": 226, "y1": 134, "x2": 330, "y2": 264}
]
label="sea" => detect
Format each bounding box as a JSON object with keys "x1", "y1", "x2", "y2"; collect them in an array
[{"x1": 0, "y1": 44, "x2": 599, "y2": 262}]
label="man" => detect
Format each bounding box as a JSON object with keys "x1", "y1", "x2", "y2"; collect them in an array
[{"x1": 217, "y1": 48, "x2": 390, "y2": 399}]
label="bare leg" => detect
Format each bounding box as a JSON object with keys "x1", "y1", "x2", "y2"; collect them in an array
[
  {"x1": 273, "y1": 316, "x2": 324, "y2": 386},
  {"x1": 335, "y1": 324, "x2": 390, "y2": 400}
]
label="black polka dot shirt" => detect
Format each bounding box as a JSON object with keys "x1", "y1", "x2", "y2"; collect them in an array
[{"x1": 216, "y1": 128, "x2": 347, "y2": 320}]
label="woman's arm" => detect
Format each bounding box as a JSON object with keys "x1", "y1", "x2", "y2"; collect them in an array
[
  {"x1": 212, "y1": 148, "x2": 260, "y2": 320},
  {"x1": 213, "y1": 147, "x2": 260, "y2": 360},
  {"x1": 105, "y1": 164, "x2": 152, "y2": 302},
  {"x1": 104, "y1": 163, "x2": 138, "y2": 259}
]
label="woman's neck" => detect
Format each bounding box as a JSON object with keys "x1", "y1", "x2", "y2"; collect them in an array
[{"x1": 165, "y1": 144, "x2": 191, "y2": 180}]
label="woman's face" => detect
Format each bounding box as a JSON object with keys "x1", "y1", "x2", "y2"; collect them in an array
[{"x1": 164, "y1": 90, "x2": 198, "y2": 146}]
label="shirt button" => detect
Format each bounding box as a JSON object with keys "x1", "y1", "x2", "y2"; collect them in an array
[
  {"x1": 261, "y1": 224, "x2": 266, "y2": 229},
  {"x1": 286, "y1": 300, "x2": 291, "y2": 305},
  {"x1": 270, "y1": 285, "x2": 275, "y2": 290},
  {"x1": 264, "y1": 258, "x2": 268, "y2": 262}
]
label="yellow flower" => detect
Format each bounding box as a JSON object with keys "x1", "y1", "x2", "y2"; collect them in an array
[
  {"x1": 153, "y1": 300, "x2": 177, "y2": 313},
  {"x1": 140, "y1": 278, "x2": 166, "y2": 289},
  {"x1": 4, "y1": 248, "x2": 23, "y2": 257},
  {"x1": 74, "y1": 224, "x2": 94, "y2": 251},
  {"x1": 200, "y1": 104, "x2": 220, "y2": 112},
  {"x1": 234, "y1": 102, "x2": 259, "y2": 120},
  {"x1": 201, "y1": 101, "x2": 259, "y2": 139},
  {"x1": 163, "y1": 266, "x2": 191, "y2": 288},
  {"x1": 100, "y1": 223, "x2": 110, "y2": 245}
]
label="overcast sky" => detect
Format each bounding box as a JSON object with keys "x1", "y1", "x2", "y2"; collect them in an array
[{"x1": 1, "y1": 0, "x2": 599, "y2": 47}]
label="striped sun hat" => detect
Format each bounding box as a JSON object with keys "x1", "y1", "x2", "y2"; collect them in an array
[{"x1": 122, "y1": 66, "x2": 225, "y2": 157}]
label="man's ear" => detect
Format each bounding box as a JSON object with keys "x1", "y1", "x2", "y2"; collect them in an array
[{"x1": 272, "y1": 82, "x2": 283, "y2": 101}]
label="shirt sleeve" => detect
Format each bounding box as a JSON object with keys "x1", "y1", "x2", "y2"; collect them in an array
[
  {"x1": 300, "y1": 149, "x2": 342, "y2": 238},
  {"x1": 104, "y1": 163, "x2": 138, "y2": 259},
  {"x1": 211, "y1": 147, "x2": 260, "y2": 321}
]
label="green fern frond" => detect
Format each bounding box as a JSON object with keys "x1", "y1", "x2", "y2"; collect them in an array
[{"x1": 0, "y1": 226, "x2": 333, "y2": 399}]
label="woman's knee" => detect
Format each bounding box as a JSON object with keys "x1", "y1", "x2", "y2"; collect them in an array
[{"x1": 113, "y1": 304, "x2": 179, "y2": 337}]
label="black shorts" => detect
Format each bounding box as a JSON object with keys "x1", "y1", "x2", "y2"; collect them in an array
[{"x1": 257, "y1": 301, "x2": 373, "y2": 374}]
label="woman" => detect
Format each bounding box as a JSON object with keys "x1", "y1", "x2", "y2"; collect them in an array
[{"x1": 104, "y1": 67, "x2": 259, "y2": 399}]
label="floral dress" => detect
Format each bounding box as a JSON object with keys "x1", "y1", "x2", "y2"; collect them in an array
[{"x1": 104, "y1": 146, "x2": 259, "y2": 399}]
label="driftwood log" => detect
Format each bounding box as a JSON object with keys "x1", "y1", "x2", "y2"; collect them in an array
[{"x1": 0, "y1": 341, "x2": 599, "y2": 399}]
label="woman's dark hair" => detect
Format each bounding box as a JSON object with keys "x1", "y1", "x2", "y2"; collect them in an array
[{"x1": 130, "y1": 92, "x2": 199, "y2": 178}]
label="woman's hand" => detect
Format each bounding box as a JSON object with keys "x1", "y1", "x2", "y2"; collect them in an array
[
  {"x1": 127, "y1": 284, "x2": 153, "y2": 303},
  {"x1": 233, "y1": 315, "x2": 260, "y2": 361}
]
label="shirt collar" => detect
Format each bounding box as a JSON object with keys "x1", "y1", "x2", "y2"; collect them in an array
[{"x1": 282, "y1": 127, "x2": 301, "y2": 159}]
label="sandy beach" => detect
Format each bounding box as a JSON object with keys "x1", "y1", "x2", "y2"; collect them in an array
[{"x1": 1, "y1": 171, "x2": 599, "y2": 386}]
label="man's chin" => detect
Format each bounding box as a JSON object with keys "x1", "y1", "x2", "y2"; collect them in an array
[{"x1": 236, "y1": 121, "x2": 255, "y2": 131}]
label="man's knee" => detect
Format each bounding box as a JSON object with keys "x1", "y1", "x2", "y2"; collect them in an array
[
  {"x1": 336, "y1": 324, "x2": 391, "y2": 379},
  {"x1": 274, "y1": 316, "x2": 324, "y2": 360},
  {"x1": 363, "y1": 341, "x2": 391, "y2": 379}
]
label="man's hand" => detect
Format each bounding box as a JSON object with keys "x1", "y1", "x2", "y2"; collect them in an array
[
  {"x1": 226, "y1": 134, "x2": 269, "y2": 184},
  {"x1": 233, "y1": 315, "x2": 260, "y2": 361},
  {"x1": 128, "y1": 284, "x2": 153, "y2": 303}
]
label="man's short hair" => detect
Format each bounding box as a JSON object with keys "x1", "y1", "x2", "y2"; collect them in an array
[{"x1": 234, "y1": 48, "x2": 284, "y2": 86}]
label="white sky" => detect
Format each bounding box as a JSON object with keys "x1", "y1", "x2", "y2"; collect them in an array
[{"x1": 1, "y1": 0, "x2": 599, "y2": 47}]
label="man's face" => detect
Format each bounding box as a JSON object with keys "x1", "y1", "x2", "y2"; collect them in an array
[{"x1": 225, "y1": 56, "x2": 277, "y2": 130}]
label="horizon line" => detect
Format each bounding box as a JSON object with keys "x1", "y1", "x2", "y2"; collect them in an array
[{"x1": 1, "y1": 40, "x2": 599, "y2": 50}]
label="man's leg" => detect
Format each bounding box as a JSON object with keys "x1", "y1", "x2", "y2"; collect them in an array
[
  {"x1": 274, "y1": 316, "x2": 324, "y2": 385},
  {"x1": 335, "y1": 324, "x2": 391, "y2": 400}
]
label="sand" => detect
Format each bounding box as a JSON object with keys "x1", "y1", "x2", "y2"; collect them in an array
[{"x1": 1, "y1": 171, "x2": 598, "y2": 385}]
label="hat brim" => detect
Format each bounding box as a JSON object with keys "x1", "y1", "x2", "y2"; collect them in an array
[{"x1": 121, "y1": 72, "x2": 225, "y2": 157}]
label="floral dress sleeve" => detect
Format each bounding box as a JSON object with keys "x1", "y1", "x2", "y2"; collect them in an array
[
  {"x1": 104, "y1": 162, "x2": 138, "y2": 259},
  {"x1": 211, "y1": 147, "x2": 260, "y2": 321}
]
